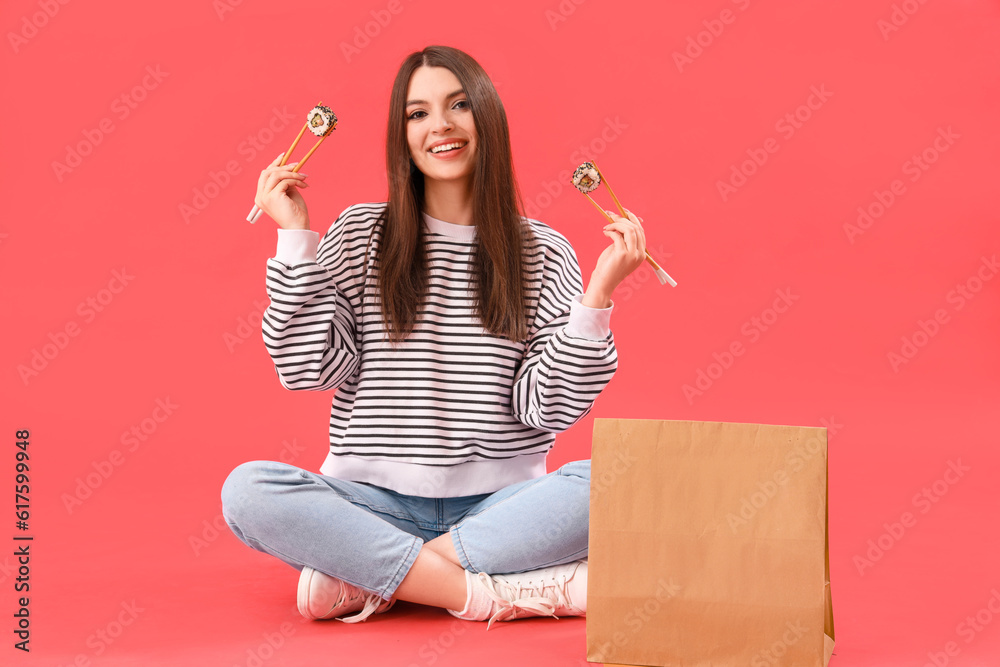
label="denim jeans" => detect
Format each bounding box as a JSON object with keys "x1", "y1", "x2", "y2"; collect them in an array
[{"x1": 220, "y1": 459, "x2": 590, "y2": 601}]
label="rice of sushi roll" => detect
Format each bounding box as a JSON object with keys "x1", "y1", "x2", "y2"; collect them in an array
[
  {"x1": 307, "y1": 105, "x2": 337, "y2": 137},
  {"x1": 571, "y1": 162, "x2": 601, "y2": 193}
]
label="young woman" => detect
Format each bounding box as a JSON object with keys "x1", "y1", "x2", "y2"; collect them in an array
[{"x1": 221, "y1": 45, "x2": 647, "y2": 629}]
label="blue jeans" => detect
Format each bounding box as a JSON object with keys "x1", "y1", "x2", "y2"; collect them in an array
[{"x1": 220, "y1": 459, "x2": 590, "y2": 601}]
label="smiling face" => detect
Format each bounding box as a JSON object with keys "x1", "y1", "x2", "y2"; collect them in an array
[{"x1": 405, "y1": 65, "x2": 477, "y2": 186}]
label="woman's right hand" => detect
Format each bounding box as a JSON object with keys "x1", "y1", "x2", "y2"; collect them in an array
[{"x1": 254, "y1": 152, "x2": 311, "y2": 230}]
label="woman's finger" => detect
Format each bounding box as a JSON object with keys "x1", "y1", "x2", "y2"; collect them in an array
[
  {"x1": 624, "y1": 207, "x2": 644, "y2": 228},
  {"x1": 257, "y1": 171, "x2": 309, "y2": 215},
  {"x1": 264, "y1": 162, "x2": 306, "y2": 181},
  {"x1": 625, "y1": 214, "x2": 646, "y2": 255},
  {"x1": 621, "y1": 208, "x2": 647, "y2": 255},
  {"x1": 603, "y1": 221, "x2": 635, "y2": 232},
  {"x1": 257, "y1": 162, "x2": 275, "y2": 194},
  {"x1": 604, "y1": 222, "x2": 638, "y2": 251},
  {"x1": 632, "y1": 215, "x2": 647, "y2": 250},
  {"x1": 623, "y1": 208, "x2": 645, "y2": 236},
  {"x1": 258, "y1": 154, "x2": 291, "y2": 203},
  {"x1": 263, "y1": 169, "x2": 308, "y2": 196},
  {"x1": 258, "y1": 154, "x2": 303, "y2": 189},
  {"x1": 604, "y1": 229, "x2": 626, "y2": 255},
  {"x1": 259, "y1": 152, "x2": 285, "y2": 183},
  {"x1": 271, "y1": 175, "x2": 309, "y2": 201},
  {"x1": 604, "y1": 209, "x2": 627, "y2": 223},
  {"x1": 283, "y1": 175, "x2": 309, "y2": 189}
]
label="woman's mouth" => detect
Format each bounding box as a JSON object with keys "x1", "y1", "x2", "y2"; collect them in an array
[{"x1": 428, "y1": 141, "x2": 468, "y2": 159}]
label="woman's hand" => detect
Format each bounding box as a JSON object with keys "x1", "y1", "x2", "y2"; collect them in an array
[
  {"x1": 582, "y1": 207, "x2": 647, "y2": 308},
  {"x1": 254, "y1": 152, "x2": 312, "y2": 230}
]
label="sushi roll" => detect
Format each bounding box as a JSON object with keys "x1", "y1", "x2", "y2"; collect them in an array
[
  {"x1": 571, "y1": 162, "x2": 601, "y2": 193},
  {"x1": 307, "y1": 105, "x2": 337, "y2": 137}
]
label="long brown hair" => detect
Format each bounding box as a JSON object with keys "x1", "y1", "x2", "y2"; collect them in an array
[{"x1": 373, "y1": 45, "x2": 533, "y2": 343}]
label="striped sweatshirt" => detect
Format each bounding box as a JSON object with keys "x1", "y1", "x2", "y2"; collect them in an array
[{"x1": 262, "y1": 202, "x2": 618, "y2": 497}]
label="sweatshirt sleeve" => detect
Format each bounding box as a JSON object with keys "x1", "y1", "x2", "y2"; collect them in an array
[
  {"x1": 261, "y1": 206, "x2": 365, "y2": 391},
  {"x1": 510, "y1": 235, "x2": 618, "y2": 432}
]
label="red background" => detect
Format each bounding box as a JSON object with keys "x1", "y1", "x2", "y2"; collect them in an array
[{"x1": 3, "y1": 0, "x2": 999, "y2": 665}]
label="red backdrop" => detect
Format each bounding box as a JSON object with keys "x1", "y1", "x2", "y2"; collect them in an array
[{"x1": 3, "y1": 0, "x2": 999, "y2": 665}]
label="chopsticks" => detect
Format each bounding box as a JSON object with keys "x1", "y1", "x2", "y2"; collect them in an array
[
  {"x1": 246, "y1": 102, "x2": 338, "y2": 224},
  {"x1": 571, "y1": 159, "x2": 677, "y2": 287}
]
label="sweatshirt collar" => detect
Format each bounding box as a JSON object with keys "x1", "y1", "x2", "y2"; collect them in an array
[{"x1": 421, "y1": 210, "x2": 477, "y2": 240}]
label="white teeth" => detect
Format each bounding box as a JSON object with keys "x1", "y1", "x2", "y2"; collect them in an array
[{"x1": 430, "y1": 142, "x2": 466, "y2": 153}]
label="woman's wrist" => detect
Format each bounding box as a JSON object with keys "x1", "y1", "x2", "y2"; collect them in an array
[{"x1": 581, "y1": 279, "x2": 613, "y2": 309}]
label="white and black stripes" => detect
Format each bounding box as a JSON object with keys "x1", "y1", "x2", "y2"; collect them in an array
[{"x1": 262, "y1": 202, "x2": 617, "y2": 479}]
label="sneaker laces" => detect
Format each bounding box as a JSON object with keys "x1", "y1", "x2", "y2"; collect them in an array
[
  {"x1": 476, "y1": 571, "x2": 573, "y2": 630},
  {"x1": 336, "y1": 585, "x2": 392, "y2": 624}
]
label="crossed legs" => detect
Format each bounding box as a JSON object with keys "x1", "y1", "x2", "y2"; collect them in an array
[
  {"x1": 220, "y1": 459, "x2": 591, "y2": 614},
  {"x1": 394, "y1": 535, "x2": 468, "y2": 610}
]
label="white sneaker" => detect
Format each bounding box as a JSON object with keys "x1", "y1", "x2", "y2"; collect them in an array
[
  {"x1": 450, "y1": 559, "x2": 587, "y2": 630},
  {"x1": 297, "y1": 566, "x2": 395, "y2": 622}
]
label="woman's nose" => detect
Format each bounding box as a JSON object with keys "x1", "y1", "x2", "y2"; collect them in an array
[{"x1": 434, "y1": 113, "x2": 454, "y2": 130}]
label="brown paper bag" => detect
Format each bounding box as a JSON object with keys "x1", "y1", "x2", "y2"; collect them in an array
[{"x1": 587, "y1": 419, "x2": 835, "y2": 667}]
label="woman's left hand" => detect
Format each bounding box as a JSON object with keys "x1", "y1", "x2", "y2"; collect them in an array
[{"x1": 584, "y1": 207, "x2": 647, "y2": 307}]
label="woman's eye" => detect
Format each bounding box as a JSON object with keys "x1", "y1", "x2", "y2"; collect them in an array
[{"x1": 407, "y1": 101, "x2": 469, "y2": 121}]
